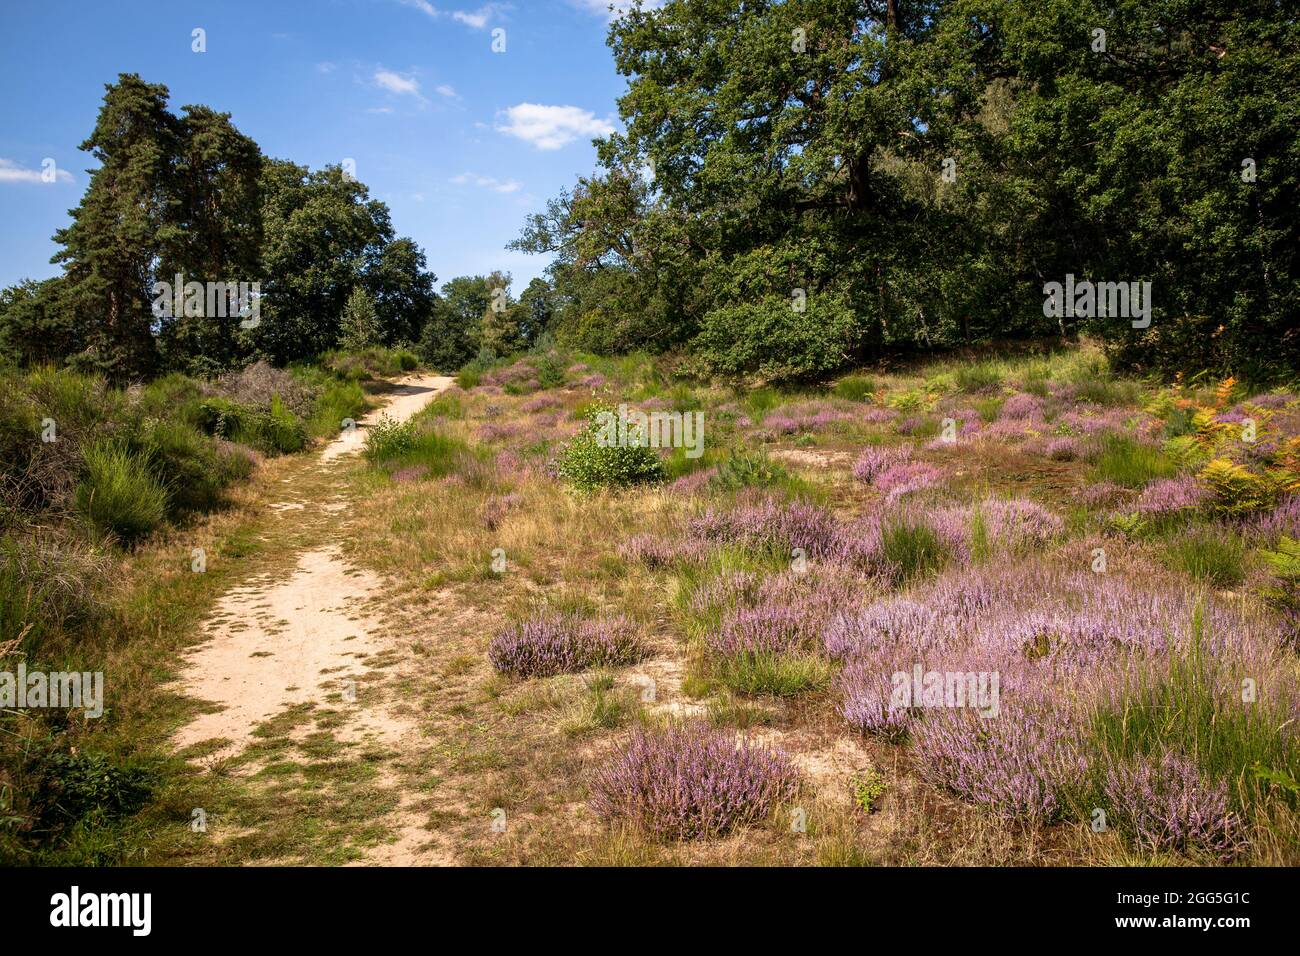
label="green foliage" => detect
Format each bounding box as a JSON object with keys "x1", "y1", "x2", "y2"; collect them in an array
[
  {"x1": 195, "y1": 396, "x2": 305, "y2": 455},
  {"x1": 851, "y1": 767, "x2": 888, "y2": 814},
  {"x1": 362, "y1": 415, "x2": 417, "y2": 462},
  {"x1": 693, "y1": 295, "x2": 858, "y2": 384},
  {"x1": 1259, "y1": 535, "x2": 1300, "y2": 646},
  {"x1": 1094, "y1": 436, "x2": 1178, "y2": 488},
  {"x1": 712, "y1": 652, "x2": 833, "y2": 698},
  {"x1": 1199, "y1": 458, "x2": 1278, "y2": 516},
  {"x1": 955, "y1": 362, "x2": 1003, "y2": 392},
  {"x1": 74, "y1": 443, "x2": 168, "y2": 543},
  {"x1": 833, "y1": 375, "x2": 876, "y2": 402},
  {"x1": 880, "y1": 517, "x2": 949, "y2": 582},
  {"x1": 710, "y1": 451, "x2": 789, "y2": 492},
  {"x1": 553, "y1": 405, "x2": 667, "y2": 492},
  {"x1": 1162, "y1": 527, "x2": 1246, "y2": 587},
  {"x1": 338, "y1": 287, "x2": 382, "y2": 351}
]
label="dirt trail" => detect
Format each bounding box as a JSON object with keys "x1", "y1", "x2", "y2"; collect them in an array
[{"x1": 171, "y1": 373, "x2": 454, "y2": 864}]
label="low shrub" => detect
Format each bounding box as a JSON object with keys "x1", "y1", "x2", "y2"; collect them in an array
[
  {"x1": 588, "y1": 724, "x2": 798, "y2": 839},
  {"x1": 488, "y1": 611, "x2": 645, "y2": 677},
  {"x1": 552, "y1": 405, "x2": 666, "y2": 492}
]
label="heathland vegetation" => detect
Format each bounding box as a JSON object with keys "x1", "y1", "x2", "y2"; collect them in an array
[{"x1": 1, "y1": 0, "x2": 1298, "y2": 865}]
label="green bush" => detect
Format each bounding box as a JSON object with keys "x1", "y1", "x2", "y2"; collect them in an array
[
  {"x1": 553, "y1": 405, "x2": 667, "y2": 492},
  {"x1": 362, "y1": 415, "x2": 417, "y2": 462},
  {"x1": 137, "y1": 419, "x2": 229, "y2": 516},
  {"x1": 693, "y1": 294, "x2": 857, "y2": 384},
  {"x1": 74, "y1": 443, "x2": 168, "y2": 543},
  {"x1": 195, "y1": 396, "x2": 305, "y2": 455},
  {"x1": 710, "y1": 451, "x2": 789, "y2": 492},
  {"x1": 306, "y1": 379, "x2": 368, "y2": 439},
  {"x1": 533, "y1": 354, "x2": 566, "y2": 389}
]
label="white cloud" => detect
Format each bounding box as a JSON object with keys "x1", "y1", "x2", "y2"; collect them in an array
[
  {"x1": 451, "y1": 173, "x2": 522, "y2": 193},
  {"x1": 0, "y1": 158, "x2": 73, "y2": 184},
  {"x1": 317, "y1": 61, "x2": 337, "y2": 73},
  {"x1": 396, "y1": 1, "x2": 506, "y2": 30},
  {"x1": 495, "y1": 103, "x2": 616, "y2": 150},
  {"x1": 435, "y1": 84, "x2": 458, "y2": 98},
  {"x1": 374, "y1": 69, "x2": 421, "y2": 97}
]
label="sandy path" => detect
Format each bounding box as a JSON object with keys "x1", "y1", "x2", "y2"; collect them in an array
[
  {"x1": 172, "y1": 373, "x2": 454, "y2": 863},
  {"x1": 321, "y1": 374, "x2": 454, "y2": 461}
]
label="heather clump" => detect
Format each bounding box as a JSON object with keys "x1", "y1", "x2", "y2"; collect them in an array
[
  {"x1": 488, "y1": 611, "x2": 645, "y2": 677},
  {"x1": 588, "y1": 724, "x2": 798, "y2": 839},
  {"x1": 687, "y1": 496, "x2": 840, "y2": 560},
  {"x1": 1100, "y1": 750, "x2": 1246, "y2": 860}
]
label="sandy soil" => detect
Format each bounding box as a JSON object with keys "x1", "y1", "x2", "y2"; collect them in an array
[{"x1": 171, "y1": 373, "x2": 454, "y2": 864}]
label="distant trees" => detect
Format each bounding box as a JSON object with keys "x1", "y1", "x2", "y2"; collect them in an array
[
  {"x1": 0, "y1": 73, "x2": 439, "y2": 381},
  {"x1": 514, "y1": 0, "x2": 1300, "y2": 382}
]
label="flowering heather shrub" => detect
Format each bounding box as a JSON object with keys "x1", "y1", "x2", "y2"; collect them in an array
[
  {"x1": 1102, "y1": 751, "x2": 1246, "y2": 860},
  {"x1": 1242, "y1": 392, "x2": 1296, "y2": 410},
  {"x1": 838, "y1": 656, "x2": 912, "y2": 739},
  {"x1": 911, "y1": 695, "x2": 1087, "y2": 821},
  {"x1": 488, "y1": 611, "x2": 645, "y2": 677},
  {"x1": 711, "y1": 603, "x2": 808, "y2": 656},
  {"x1": 578, "y1": 373, "x2": 607, "y2": 389},
  {"x1": 1081, "y1": 480, "x2": 1126, "y2": 507},
  {"x1": 852, "y1": 443, "x2": 912, "y2": 483},
  {"x1": 665, "y1": 467, "x2": 717, "y2": 496},
  {"x1": 522, "y1": 394, "x2": 563, "y2": 413},
  {"x1": 862, "y1": 406, "x2": 897, "y2": 425},
  {"x1": 618, "y1": 534, "x2": 710, "y2": 568},
  {"x1": 763, "y1": 403, "x2": 850, "y2": 434},
  {"x1": 1246, "y1": 494, "x2": 1300, "y2": 543},
  {"x1": 688, "y1": 497, "x2": 840, "y2": 558},
  {"x1": 588, "y1": 725, "x2": 799, "y2": 840},
  {"x1": 1134, "y1": 476, "x2": 1211, "y2": 517},
  {"x1": 895, "y1": 415, "x2": 927, "y2": 436},
  {"x1": 978, "y1": 498, "x2": 1064, "y2": 551},
  {"x1": 999, "y1": 392, "x2": 1045, "y2": 421},
  {"x1": 477, "y1": 421, "x2": 524, "y2": 443},
  {"x1": 874, "y1": 461, "x2": 946, "y2": 502},
  {"x1": 1043, "y1": 436, "x2": 1081, "y2": 461},
  {"x1": 825, "y1": 599, "x2": 951, "y2": 660}
]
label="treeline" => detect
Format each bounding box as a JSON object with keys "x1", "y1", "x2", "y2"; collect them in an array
[
  {"x1": 512, "y1": 0, "x2": 1299, "y2": 382},
  {"x1": 0, "y1": 74, "x2": 548, "y2": 382}
]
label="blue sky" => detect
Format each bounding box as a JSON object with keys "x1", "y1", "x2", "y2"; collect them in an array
[{"x1": 0, "y1": 0, "x2": 641, "y2": 293}]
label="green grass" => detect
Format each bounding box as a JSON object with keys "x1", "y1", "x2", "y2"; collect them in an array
[
  {"x1": 1162, "y1": 526, "x2": 1247, "y2": 586},
  {"x1": 1093, "y1": 435, "x2": 1178, "y2": 488},
  {"x1": 75, "y1": 443, "x2": 168, "y2": 543},
  {"x1": 833, "y1": 375, "x2": 876, "y2": 402},
  {"x1": 306, "y1": 379, "x2": 368, "y2": 439},
  {"x1": 955, "y1": 361, "x2": 1003, "y2": 392},
  {"x1": 1078, "y1": 609, "x2": 1300, "y2": 821},
  {"x1": 713, "y1": 651, "x2": 833, "y2": 697},
  {"x1": 880, "y1": 516, "x2": 949, "y2": 581}
]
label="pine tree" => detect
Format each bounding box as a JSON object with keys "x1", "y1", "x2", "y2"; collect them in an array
[{"x1": 339, "y1": 287, "x2": 381, "y2": 351}]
